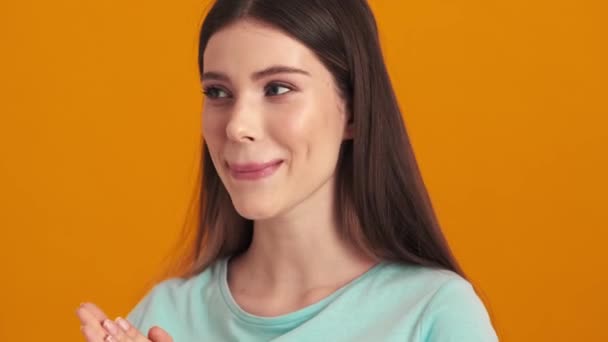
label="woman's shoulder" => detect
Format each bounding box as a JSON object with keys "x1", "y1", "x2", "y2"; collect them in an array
[
  {"x1": 375, "y1": 262, "x2": 486, "y2": 314},
  {"x1": 367, "y1": 262, "x2": 498, "y2": 341},
  {"x1": 125, "y1": 258, "x2": 224, "y2": 330},
  {"x1": 144, "y1": 260, "x2": 220, "y2": 299},
  {"x1": 374, "y1": 261, "x2": 468, "y2": 294},
  {"x1": 151, "y1": 264, "x2": 216, "y2": 295},
  {"x1": 378, "y1": 262, "x2": 498, "y2": 341}
]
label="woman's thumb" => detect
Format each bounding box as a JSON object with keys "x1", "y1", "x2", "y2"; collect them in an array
[{"x1": 148, "y1": 326, "x2": 174, "y2": 342}]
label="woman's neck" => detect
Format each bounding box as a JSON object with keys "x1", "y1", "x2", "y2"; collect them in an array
[{"x1": 227, "y1": 176, "x2": 378, "y2": 298}]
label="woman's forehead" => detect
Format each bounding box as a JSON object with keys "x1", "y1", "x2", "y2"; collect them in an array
[{"x1": 203, "y1": 20, "x2": 319, "y2": 76}]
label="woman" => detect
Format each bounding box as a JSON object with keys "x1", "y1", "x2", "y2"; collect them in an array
[{"x1": 77, "y1": 0, "x2": 498, "y2": 341}]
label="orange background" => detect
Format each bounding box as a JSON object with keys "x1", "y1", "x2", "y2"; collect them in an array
[{"x1": 1, "y1": 0, "x2": 606, "y2": 340}]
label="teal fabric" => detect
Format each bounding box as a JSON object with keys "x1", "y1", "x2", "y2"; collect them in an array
[{"x1": 127, "y1": 257, "x2": 498, "y2": 341}]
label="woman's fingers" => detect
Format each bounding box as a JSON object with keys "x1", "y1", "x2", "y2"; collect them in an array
[
  {"x1": 80, "y1": 324, "x2": 108, "y2": 342},
  {"x1": 76, "y1": 302, "x2": 151, "y2": 342},
  {"x1": 101, "y1": 318, "x2": 127, "y2": 341},
  {"x1": 102, "y1": 317, "x2": 150, "y2": 342},
  {"x1": 76, "y1": 304, "x2": 108, "y2": 341},
  {"x1": 81, "y1": 302, "x2": 109, "y2": 322},
  {"x1": 148, "y1": 326, "x2": 174, "y2": 342}
]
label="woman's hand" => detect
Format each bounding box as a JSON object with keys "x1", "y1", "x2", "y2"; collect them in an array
[{"x1": 76, "y1": 302, "x2": 173, "y2": 342}]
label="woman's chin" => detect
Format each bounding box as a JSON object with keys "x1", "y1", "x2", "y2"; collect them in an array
[{"x1": 232, "y1": 200, "x2": 279, "y2": 221}]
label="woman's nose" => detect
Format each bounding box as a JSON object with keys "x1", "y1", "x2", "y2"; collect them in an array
[{"x1": 225, "y1": 97, "x2": 260, "y2": 143}]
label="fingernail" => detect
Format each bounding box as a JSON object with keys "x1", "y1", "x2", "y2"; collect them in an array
[
  {"x1": 116, "y1": 317, "x2": 130, "y2": 331},
  {"x1": 102, "y1": 319, "x2": 119, "y2": 335},
  {"x1": 104, "y1": 335, "x2": 116, "y2": 342}
]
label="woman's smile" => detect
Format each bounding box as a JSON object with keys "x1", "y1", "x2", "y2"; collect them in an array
[{"x1": 227, "y1": 159, "x2": 284, "y2": 181}]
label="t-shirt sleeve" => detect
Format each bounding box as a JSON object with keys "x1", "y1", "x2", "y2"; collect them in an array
[{"x1": 419, "y1": 277, "x2": 499, "y2": 341}]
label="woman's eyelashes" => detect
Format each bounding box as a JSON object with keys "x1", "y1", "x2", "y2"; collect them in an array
[
  {"x1": 202, "y1": 82, "x2": 295, "y2": 100},
  {"x1": 264, "y1": 82, "x2": 294, "y2": 96},
  {"x1": 203, "y1": 86, "x2": 231, "y2": 99}
]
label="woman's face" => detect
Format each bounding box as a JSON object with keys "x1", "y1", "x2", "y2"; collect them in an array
[{"x1": 202, "y1": 19, "x2": 351, "y2": 220}]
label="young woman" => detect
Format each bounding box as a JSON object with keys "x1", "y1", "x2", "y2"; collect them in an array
[{"x1": 76, "y1": 0, "x2": 498, "y2": 341}]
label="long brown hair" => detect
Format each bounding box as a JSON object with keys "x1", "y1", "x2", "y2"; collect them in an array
[{"x1": 176, "y1": 0, "x2": 466, "y2": 280}]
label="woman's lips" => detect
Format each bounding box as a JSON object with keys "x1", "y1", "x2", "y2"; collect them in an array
[{"x1": 227, "y1": 159, "x2": 283, "y2": 180}]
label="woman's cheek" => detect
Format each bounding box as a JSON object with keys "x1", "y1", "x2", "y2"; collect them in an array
[
  {"x1": 270, "y1": 97, "x2": 316, "y2": 136},
  {"x1": 203, "y1": 110, "x2": 228, "y2": 142}
]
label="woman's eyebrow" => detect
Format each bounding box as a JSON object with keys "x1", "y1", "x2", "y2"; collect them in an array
[
  {"x1": 201, "y1": 65, "x2": 310, "y2": 82},
  {"x1": 201, "y1": 71, "x2": 229, "y2": 82},
  {"x1": 251, "y1": 65, "x2": 311, "y2": 80}
]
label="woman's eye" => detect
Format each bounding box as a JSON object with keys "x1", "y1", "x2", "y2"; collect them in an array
[
  {"x1": 203, "y1": 87, "x2": 230, "y2": 99},
  {"x1": 265, "y1": 84, "x2": 292, "y2": 96}
]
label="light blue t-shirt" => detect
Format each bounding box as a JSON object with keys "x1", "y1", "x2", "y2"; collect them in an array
[{"x1": 127, "y1": 257, "x2": 498, "y2": 341}]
